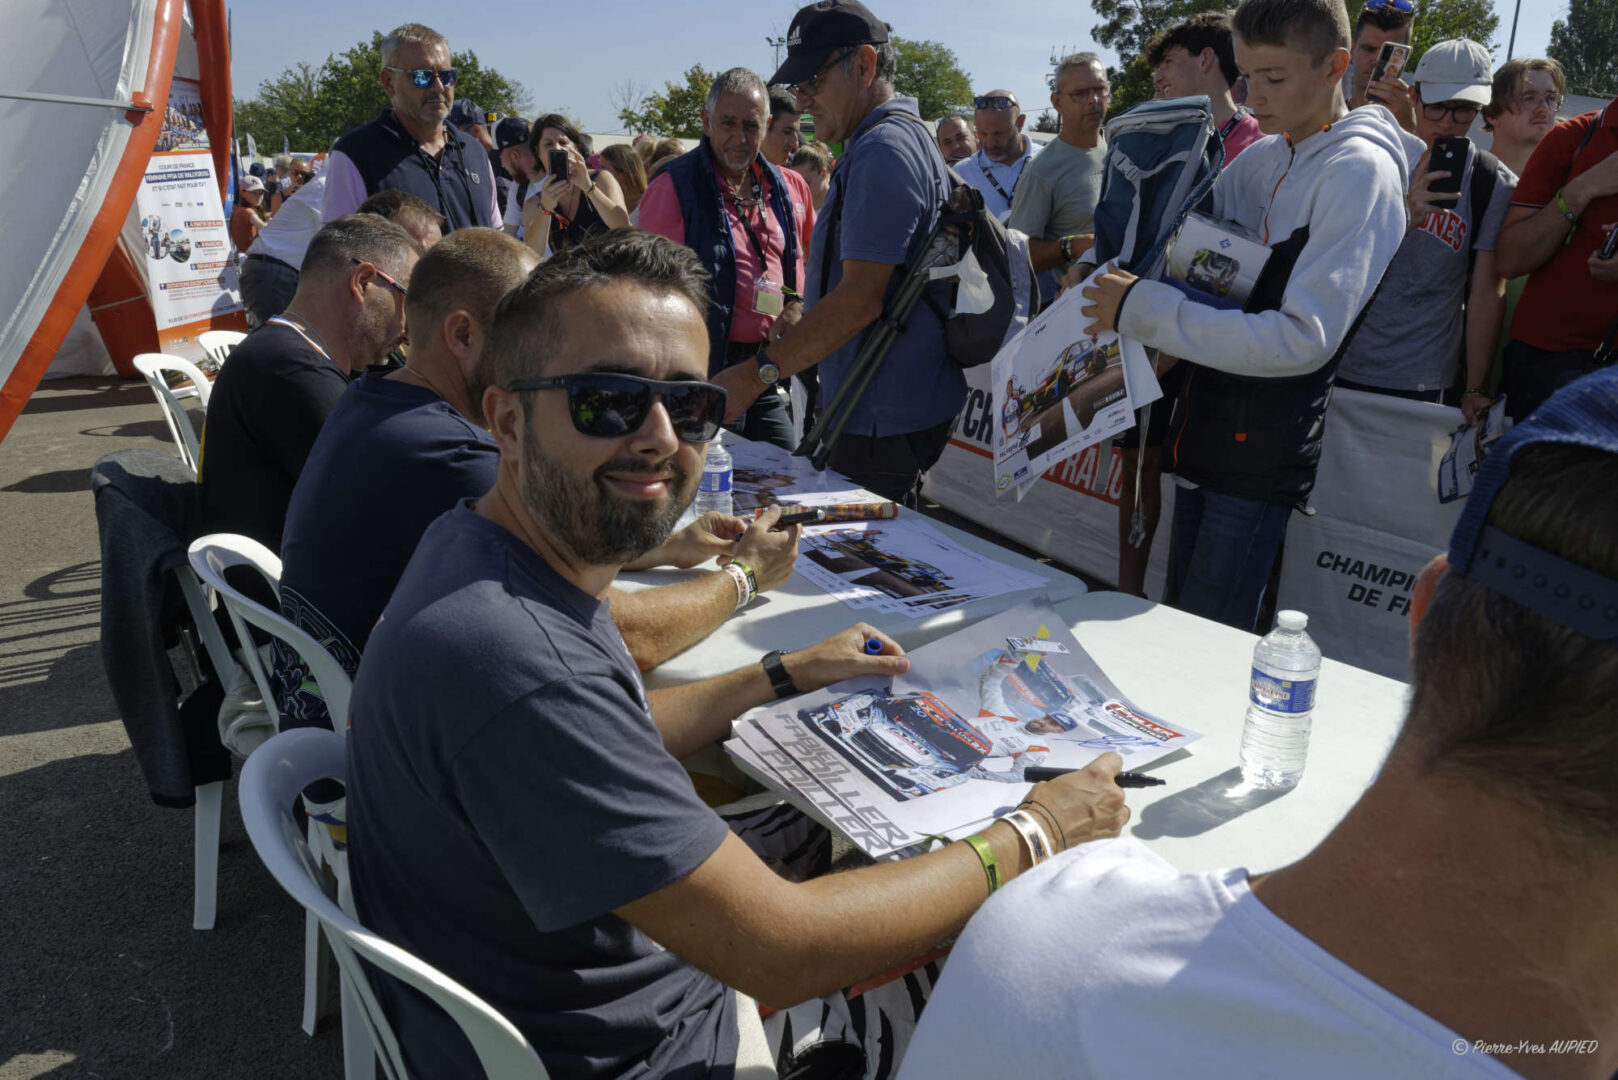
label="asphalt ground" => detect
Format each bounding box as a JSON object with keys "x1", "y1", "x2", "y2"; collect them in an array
[{"x1": 0, "y1": 377, "x2": 343, "y2": 1080}]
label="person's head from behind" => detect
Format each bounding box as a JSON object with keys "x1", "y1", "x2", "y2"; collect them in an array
[
  {"x1": 379, "y1": 23, "x2": 455, "y2": 131},
  {"x1": 599, "y1": 144, "x2": 648, "y2": 211},
  {"x1": 356, "y1": 189, "x2": 446, "y2": 250},
  {"x1": 1402, "y1": 370, "x2": 1618, "y2": 852},
  {"x1": 481, "y1": 230, "x2": 719, "y2": 566},
  {"x1": 495, "y1": 117, "x2": 536, "y2": 181},
  {"x1": 1411, "y1": 39, "x2": 1493, "y2": 145},
  {"x1": 297, "y1": 214, "x2": 424, "y2": 366},
  {"x1": 764, "y1": 85, "x2": 803, "y2": 166},
  {"x1": 1232, "y1": 0, "x2": 1352, "y2": 139},
  {"x1": 935, "y1": 112, "x2": 975, "y2": 163},
  {"x1": 973, "y1": 90, "x2": 1025, "y2": 165},
  {"x1": 401, "y1": 228, "x2": 537, "y2": 424},
  {"x1": 1149, "y1": 12, "x2": 1241, "y2": 99},
  {"x1": 1049, "y1": 53, "x2": 1111, "y2": 139},
  {"x1": 702, "y1": 68, "x2": 770, "y2": 176},
  {"x1": 774, "y1": 1, "x2": 896, "y2": 144},
  {"x1": 1349, "y1": 0, "x2": 1413, "y2": 99},
  {"x1": 788, "y1": 142, "x2": 832, "y2": 208},
  {"x1": 1482, "y1": 58, "x2": 1565, "y2": 145}
]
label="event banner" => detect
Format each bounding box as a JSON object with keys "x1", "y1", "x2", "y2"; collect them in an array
[
  {"x1": 1275, "y1": 389, "x2": 1468, "y2": 680},
  {"x1": 924, "y1": 363, "x2": 1177, "y2": 598},
  {"x1": 134, "y1": 76, "x2": 246, "y2": 363}
]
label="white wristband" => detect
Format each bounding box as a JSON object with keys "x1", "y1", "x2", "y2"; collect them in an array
[
  {"x1": 1004, "y1": 809, "x2": 1055, "y2": 866},
  {"x1": 723, "y1": 563, "x2": 751, "y2": 610}
]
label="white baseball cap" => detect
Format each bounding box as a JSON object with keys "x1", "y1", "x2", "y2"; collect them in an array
[
  {"x1": 1413, "y1": 39, "x2": 1493, "y2": 107},
  {"x1": 240, "y1": 175, "x2": 265, "y2": 192}
]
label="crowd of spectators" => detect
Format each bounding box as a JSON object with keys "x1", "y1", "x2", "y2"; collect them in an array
[{"x1": 196, "y1": 1, "x2": 1616, "y2": 1077}]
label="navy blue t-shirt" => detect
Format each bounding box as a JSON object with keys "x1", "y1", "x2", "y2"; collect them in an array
[
  {"x1": 272, "y1": 369, "x2": 497, "y2": 728},
  {"x1": 346, "y1": 505, "x2": 737, "y2": 1080}
]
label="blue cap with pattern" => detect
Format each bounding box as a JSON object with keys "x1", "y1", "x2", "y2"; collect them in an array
[{"x1": 1448, "y1": 369, "x2": 1618, "y2": 641}]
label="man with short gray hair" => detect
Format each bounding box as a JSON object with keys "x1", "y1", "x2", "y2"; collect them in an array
[
  {"x1": 954, "y1": 89, "x2": 1039, "y2": 223},
  {"x1": 639, "y1": 66, "x2": 816, "y2": 450},
  {"x1": 322, "y1": 22, "x2": 497, "y2": 231},
  {"x1": 935, "y1": 111, "x2": 976, "y2": 164},
  {"x1": 199, "y1": 215, "x2": 423, "y2": 551}
]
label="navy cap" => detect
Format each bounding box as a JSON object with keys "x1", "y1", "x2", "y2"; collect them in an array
[
  {"x1": 448, "y1": 98, "x2": 483, "y2": 129},
  {"x1": 1449, "y1": 368, "x2": 1618, "y2": 641},
  {"x1": 770, "y1": 0, "x2": 890, "y2": 86},
  {"x1": 494, "y1": 116, "x2": 531, "y2": 151}
]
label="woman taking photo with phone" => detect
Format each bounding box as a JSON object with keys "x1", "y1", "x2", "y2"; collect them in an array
[{"x1": 521, "y1": 113, "x2": 630, "y2": 257}]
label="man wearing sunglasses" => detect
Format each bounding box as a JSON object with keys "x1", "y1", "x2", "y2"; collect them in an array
[
  {"x1": 953, "y1": 91, "x2": 1038, "y2": 225},
  {"x1": 345, "y1": 229, "x2": 1131, "y2": 1079},
  {"x1": 713, "y1": 0, "x2": 966, "y2": 504},
  {"x1": 1337, "y1": 38, "x2": 1515, "y2": 419},
  {"x1": 322, "y1": 22, "x2": 498, "y2": 233}
]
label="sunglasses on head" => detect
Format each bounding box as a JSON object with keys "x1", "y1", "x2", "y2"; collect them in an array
[
  {"x1": 386, "y1": 66, "x2": 458, "y2": 89},
  {"x1": 974, "y1": 95, "x2": 1019, "y2": 111},
  {"x1": 1362, "y1": 0, "x2": 1414, "y2": 12},
  {"x1": 507, "y1": 372, "x2": 728, "y2": 443}
]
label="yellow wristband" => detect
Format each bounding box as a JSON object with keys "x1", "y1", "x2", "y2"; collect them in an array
[{"x1": 963, "y1": 833, "x2": 1001, "y2": 894}]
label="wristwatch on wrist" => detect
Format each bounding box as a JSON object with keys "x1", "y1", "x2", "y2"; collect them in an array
[
  {"x1": 755, "y1": 350, "x2": 781, "y2": 387},
  {"x1": 761, "y1": 649, "x2": 798, "y2": 699},
  {"x1": 1058, "y1": 235, "x2": 1076, "y2": 263}
]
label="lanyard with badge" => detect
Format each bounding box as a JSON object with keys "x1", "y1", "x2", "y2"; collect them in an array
[
  {"x1": 725, "y1": 164, "x2": 788, "y2": 317},
  {"x1": 977, "y1": 150, "x2": 1018, "y2": 209}
]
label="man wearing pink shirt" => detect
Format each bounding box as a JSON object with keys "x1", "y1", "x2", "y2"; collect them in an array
[
  {"x1": 638, "y1": 66, "x2": 815, "y2": 450},
  {"x1": 1148, "y1": 12, "x2": 1264, "y2": 161}
]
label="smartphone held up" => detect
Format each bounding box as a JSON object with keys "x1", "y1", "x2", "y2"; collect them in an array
[
  {"x1": 1367, "y1": 41, "x2": 1411, "y2": 103},
  {"x1": 548, "y1": 148, "x2": 570, "y2": 185},
  {"x1": 1427, "y1": 136, "x2": 1468, "y2": 209}
]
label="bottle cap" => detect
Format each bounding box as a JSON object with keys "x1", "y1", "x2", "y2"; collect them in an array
[{"x1": 1277, "y1": 610, "x2": 1308, "y2": 632}]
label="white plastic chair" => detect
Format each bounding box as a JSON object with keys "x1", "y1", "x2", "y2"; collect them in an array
[
  {"x1": 132, "y1": 353, "x2": 211, "y2": 472},
  {"x1": 241, "y1": 728, "x2": 550, "y2": 1080},
  {"x1": 197, "y1": 329, "x2": 246, "y2": 371},
  {"x1": 187, "y1": 532, "x2": 357, "y2": 1046}
]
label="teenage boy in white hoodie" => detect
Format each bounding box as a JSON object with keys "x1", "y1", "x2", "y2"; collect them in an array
[{"x1": 1081, "y1": 0, "x2": 1410, "y2": 632}]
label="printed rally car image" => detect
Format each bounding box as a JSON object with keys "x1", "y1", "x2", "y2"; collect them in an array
[
  {"x1": 802, "y1": 529, "x2": 954, "y2": 599},
  {"x1": 809, "y1": 690, "x2": 996, "y2": 799},
  {"x1": 1000, "y1": 337, "x2": 1130, "y2": 461},
  {"x1": 1185, "y1": 248, "x2": 1240, "y2": 298}
]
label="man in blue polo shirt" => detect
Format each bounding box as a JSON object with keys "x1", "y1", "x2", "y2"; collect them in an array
[
  {"x1": 710, "y1": 0, "x2": 961, "y2": 503},
  {"x1": 322, "y1": 22, "x2": 497, "y2": 231}
]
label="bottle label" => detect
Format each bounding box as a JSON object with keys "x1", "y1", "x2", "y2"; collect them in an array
[
  {"x1": 699, "y1": 467, "x2": 733, "y2": 494},
  {"x1": 1250, "y1": 668, "x2": 1316, "y2": 714}
]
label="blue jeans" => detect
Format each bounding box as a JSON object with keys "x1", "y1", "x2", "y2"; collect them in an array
[{"x1": 1165, "y1": 486, "x2": 1292, "y2": 632}]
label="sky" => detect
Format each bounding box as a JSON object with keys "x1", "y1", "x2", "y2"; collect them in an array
[{"x1": 227, "y1": 0, "x2": 1563, "y2": 136}]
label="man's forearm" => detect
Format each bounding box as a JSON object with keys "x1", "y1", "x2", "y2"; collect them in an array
[
  {"x1": 1027, "y1": 237, "x2": 1066, "y2": 272},
  {"x1": 1498, "y1": 201, "x2": 1579, "y2": 279},
  {"x1": 646, "y1": 659, "x2": 775, "y2": 759},
  {"x1": 1465, "y1": 263, "x2": 1506, "y2": 391},
  {"x1": 606, "y1": 576, "x2": 734, "y2": 674}
]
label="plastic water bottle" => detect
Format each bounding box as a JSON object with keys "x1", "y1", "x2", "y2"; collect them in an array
[
  {"x1": 1239, "y1": 610, "x2": 1322, "y2": 789},
  {"x1": 693, "y1": 437, "x2": 733, "y2": 517}
]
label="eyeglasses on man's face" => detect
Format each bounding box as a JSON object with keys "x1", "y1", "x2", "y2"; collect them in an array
[
  {"x1": 386, "y1": 66, "x2": 458, "y2": 89},
  {"x1": 1515, "y1": 91, "x2": 1563, "y2": 113},
  {"x1": 1421, "y1": 101, "x2": 1480, "y2": 123},
  {"x1": 791, "y1": 49, "x2": 858, "y2": 99}
]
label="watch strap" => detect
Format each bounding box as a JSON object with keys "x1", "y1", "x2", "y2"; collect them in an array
[{"x1": 761, "y1": 649, "x2": 797, "y2": 699}]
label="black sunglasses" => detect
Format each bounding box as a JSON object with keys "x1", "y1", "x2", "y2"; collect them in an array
[
  {"x1": 385, "y1": 66, "x2": 458, "y2": 89},
  {"x1": 507, "y1": 372, "x2": 728, "y2": 443}
]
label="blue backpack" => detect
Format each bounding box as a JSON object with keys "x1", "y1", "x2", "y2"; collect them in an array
[{"x1": 1089, "y1": 95, "x2": 1224, "y2": 281}]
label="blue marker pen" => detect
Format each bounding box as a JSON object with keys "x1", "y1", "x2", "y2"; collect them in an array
[{"x1": 864, "y1": 637, "x2": 884, "y2": 655}]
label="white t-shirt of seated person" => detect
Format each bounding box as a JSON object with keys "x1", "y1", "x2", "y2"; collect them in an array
[{"x1": 898, "y1": 836, "x2": 1523, "y2": 1080}]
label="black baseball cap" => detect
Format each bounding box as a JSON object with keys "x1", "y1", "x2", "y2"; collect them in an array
[
  {"x1": 769, "y1": 0, "x2": 890, "y2": 86},
  {"x1": 448, "y1": 98, "x2": 482, "y2": 129},
  {"x1": 494, "y1": 117, "x2": 531, "y2": 151}
]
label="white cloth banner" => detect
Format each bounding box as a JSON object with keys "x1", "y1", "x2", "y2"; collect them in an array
[
  {"x1": 923, "y1": 364, "x2": 1175, "y2": 597},
  {"x1": 1276, "y1": 388, "x2": 1468, "y2": 680}
]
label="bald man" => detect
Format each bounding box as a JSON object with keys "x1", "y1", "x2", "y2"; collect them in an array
[{"x1": 952, "y1": 88, "x2": 1040, "y2": 223}]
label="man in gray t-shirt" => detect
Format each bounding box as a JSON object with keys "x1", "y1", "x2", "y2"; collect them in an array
[
  {"x1": 1337, "y1": 39, "x2": 1517, "y2": 417},
  {"x1": 1008, "y1": 53, "x2": 1110, "y2": 305}
]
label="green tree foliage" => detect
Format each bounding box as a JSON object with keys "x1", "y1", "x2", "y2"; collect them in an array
[
  {"x1": 233, "y1": 32, "x2": 531, "y2": 153},
  {"x1": 617, "y1": 65, "x2": 714, "y2": 138},
  {"x1": 1409, "y1": 0, "x2": 1500, "y2": 67},
  {"x1": 891, "y1": 37, "x2": 974, "y2": 121},
  {"x1": 1549, "y1": 0, "x2": 1618, "y2": 98}
]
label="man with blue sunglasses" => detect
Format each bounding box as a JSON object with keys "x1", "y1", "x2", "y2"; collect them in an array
[{"x1": 322, "y1": 22, "x2": 498, "y2": 232}]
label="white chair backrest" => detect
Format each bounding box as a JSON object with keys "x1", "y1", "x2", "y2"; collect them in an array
[
  {"x1": 187, "y1": 533, "x2": 353, "y2": 731},
  {"x1": 241, "y1": 729, "x2": 549, "y2": 1080},
  {"x1": 197, "y1": 329, "x2": 246, "y2": 370},
  {"x1": 132, "y1": 353, "x2": 211, "y2": 472}
]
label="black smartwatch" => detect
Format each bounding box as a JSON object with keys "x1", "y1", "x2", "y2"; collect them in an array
[{"x1": 761, "y1": 649, "x2": 798, "y2": 699}]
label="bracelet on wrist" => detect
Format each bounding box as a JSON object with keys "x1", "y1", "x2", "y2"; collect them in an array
[
  {"x1": 1462, "y1": 388, "x2": 1489, "y2": 400},
  {"x1": 1556, "y1": 188, "x2": 1580, "y2": 245},
  {"x1": 723, "y1": 563, "x2": 751, "y2": 609},
  {"x1": 730, "y1": 559, "x2": 758, "y2": 607},
  {"x1": 1022, "y1": 798, "x2": 1067, "y2": 851},
  {"x1": 1003, "y1": 809, "x2": 1055, "y2": 866},
  {"x1": 963, "y1": 833, "x2": 1002, "y2": 894}
]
